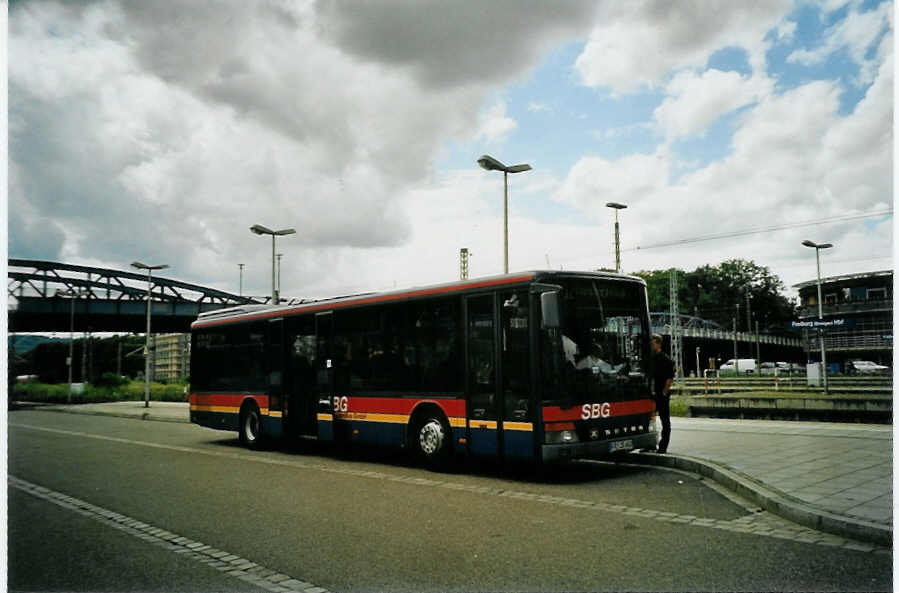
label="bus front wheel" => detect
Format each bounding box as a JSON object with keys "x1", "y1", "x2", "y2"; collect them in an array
[
  {"x1": 413, "y1": 414, "x2": 451, "y2": 470},
  {"x1": 239, "y1": 402, "x2": 263, "y2": 449}
]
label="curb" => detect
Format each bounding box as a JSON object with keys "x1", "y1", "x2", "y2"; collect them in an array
[
  {"x1": 627, "y1": 451, "x2": 891, "y2": 547},
  {"x1": 13, "y1": 403, "x2": 191, "y2": 425}
]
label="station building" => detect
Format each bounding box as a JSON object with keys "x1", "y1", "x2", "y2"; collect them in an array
[
  {"x1": 793, "y1": 270, "x2": 892, "y2": 372},
  {"x1": 153, "y1": 333, "x2": 190, "y2": 383}
]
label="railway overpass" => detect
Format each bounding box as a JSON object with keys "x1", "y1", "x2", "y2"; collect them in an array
[
  {"x1": 8, "y1": 259, "x2": 263, "y2": 333},
  {"x1": 651, "y1": 312, "x2": 804, "y2": 375}
]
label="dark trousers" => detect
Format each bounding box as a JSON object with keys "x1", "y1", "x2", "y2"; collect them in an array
[{"x1": 655, "y1": 394, "x2": 671, "y2": 453}]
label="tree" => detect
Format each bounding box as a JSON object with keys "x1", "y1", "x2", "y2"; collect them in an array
[{"x1": 634, "y1": 259, "x2": 796, "y2": 331}]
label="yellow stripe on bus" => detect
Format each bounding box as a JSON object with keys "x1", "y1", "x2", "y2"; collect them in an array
[
  {"x1": 335, "y1": 412, "x2": 410, "y2": 424},
  {"x1": 190, "y1": 405, "x2": 240, "y2": 414},
  {"x1": 469, "y1": 420, "x2": 497, "y2": 430},
  {"x1": 503, "y1": 422, "x2": 533, "y2": 432},
  {"x1": 268, "y1": 411, "x2": 282, "y2": 418},
  {"x1": 317, "y1": 413, "x2": 333, "y2": 422}
]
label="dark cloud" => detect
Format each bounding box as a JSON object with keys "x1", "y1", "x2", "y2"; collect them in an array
[{"x1": 316, "y1": 0, "x2": 597, "y2": 89}]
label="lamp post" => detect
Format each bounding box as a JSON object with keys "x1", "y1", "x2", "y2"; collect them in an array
[
  {"x1": 238, "y1": 263, "x2": 245, "y2": 297},
  {"x1": 250, "y1": 224, "x2": 296, "y2": 303},
  {"x1": 131, "y1": 261, "x2": 169, "y2": 408},
  {"x1": 477, "y1": 154, "x2": 531, "y2": 274},
  {"x1": 55, "y1": 288, "x2": 84, "y2": 403},
  {"x1": 802, "y1": 240, "x2": 833, "y2": 394},
  {"x1": 277, "y1": 253, "x2": 283, "y2": 298},
  {"x1": 605, "y1": 202, "x2": 627, "y2": 273}
]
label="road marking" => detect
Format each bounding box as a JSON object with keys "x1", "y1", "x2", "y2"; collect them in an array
[
  {"x1": 9, "y1": 475, "x2": 330, "y2": 593},
  {"x1": 11, "y1": 422, "x2": 889, "y2": 554}
]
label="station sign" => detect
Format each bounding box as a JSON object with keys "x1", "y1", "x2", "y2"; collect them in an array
[{"x1": 789, "y1": 318, "x2": 854, "y2": 331}]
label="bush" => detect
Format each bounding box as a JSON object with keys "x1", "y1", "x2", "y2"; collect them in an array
[
  {"x1": 94, "y1": 372, "x2": 129, "y2": 388},
  {"x1": 11, "y1": 380, "x2": 190, "y2": 404}
]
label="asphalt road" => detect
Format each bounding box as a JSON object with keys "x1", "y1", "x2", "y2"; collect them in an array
[{"x1": 8, "y1": 410, "x2": 892, "y2": 592}]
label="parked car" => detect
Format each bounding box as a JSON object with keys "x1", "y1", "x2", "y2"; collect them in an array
[
  {"x1": 847, "y1": 360, "x2": 890, "y2": 375},
  {"x1": 719, "y1": 358, "x2": 757, "y2": 375},
  {"x1": 759, "y1": 362, "x2": 792, "y2": 375}
]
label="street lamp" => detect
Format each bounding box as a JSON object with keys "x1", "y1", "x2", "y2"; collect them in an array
[
  {"x1": 802, "y1": 239, "x2": 833, "y2": 394},
  {"x1": 277, "y1": 253, "x2": 283, "y2": 298},
  {"x1": 477, "y1": 154, "x2": 532, "y2": 274},
  {"x1": 131, "y1": 261, "x2": 169, "y2": 408},
  {"x1": 605, "y1": 202, "x2": 627, "y2": 273},
  {"x1": 238, "y1": 263, "x2": 245, "y2": 297},
  {"x1": 250, "y1": 224, "x2": 296, "y2": 303},
  {"x1": 55, "y1": 288, "x2": 85, "y2": 403}
]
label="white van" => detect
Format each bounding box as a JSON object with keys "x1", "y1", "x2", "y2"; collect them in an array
[{"x1": 720, "y1": 358, "x2": 757, "y2": 375}]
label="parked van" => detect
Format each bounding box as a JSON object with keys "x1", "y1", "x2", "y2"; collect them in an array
[{"x1": 719, "y1": 358, "x2": 757, "y2": 375}]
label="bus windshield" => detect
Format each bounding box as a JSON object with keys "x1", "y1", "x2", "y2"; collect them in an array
[{"x1": 550, "y1": 278, "x2": 649, "y2": 403}]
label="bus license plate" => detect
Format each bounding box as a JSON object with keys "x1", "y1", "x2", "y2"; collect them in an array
[{"x1": 609, "y1": 439, "x2": 633, "y2": 453}]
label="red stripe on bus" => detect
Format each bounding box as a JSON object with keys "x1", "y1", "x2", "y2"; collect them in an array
[
  {"x1": 190, "y1": 393, "x2": 269, "y2": 408},
  {"x1": 192, "y1": 273, "x2": 535, "y2": 329},
  {"x1": 542, "y1": 399, "x2": 655, "y2": 422}
]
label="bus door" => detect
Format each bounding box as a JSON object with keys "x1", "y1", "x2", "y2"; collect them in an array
[
  {"x1": 315, "y1": 312, "x2": 336, "y2": 442},
  {"x1": 465, "y1": 294, "x2": 502, "y2": 457},
  {"x1": 267, "y1": 318, "x2": 286, "y2": 437}
]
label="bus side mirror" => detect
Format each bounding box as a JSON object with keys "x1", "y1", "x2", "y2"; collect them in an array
[{"x1": 540, "y1": 291, "x2": 561, "y2": 328}]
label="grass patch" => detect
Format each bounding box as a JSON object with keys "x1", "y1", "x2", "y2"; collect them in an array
[
  {"x1": 670, "y1": 396, "x2": 689, "y2": 417},
  {"x1": 11, "y1": 381, "x2": 189, "y2": 404}
]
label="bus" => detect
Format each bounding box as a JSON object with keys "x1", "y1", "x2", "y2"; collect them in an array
[{"x1": 189, "y1": 270, "x2": 659, "y2": 468}]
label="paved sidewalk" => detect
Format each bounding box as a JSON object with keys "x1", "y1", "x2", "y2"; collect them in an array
[
  {"x1": 631, "y1": 417, "x2": 892, "y2": 545},
  {"x1": 14, "y1": 402, "x2": 893, "y2": 545}
]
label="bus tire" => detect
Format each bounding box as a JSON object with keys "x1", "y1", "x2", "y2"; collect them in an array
[
  {"x1": 412, "y1": 412, "x2": 452, "y2": 471},
  {"x1": 238, "y1": 401, "x2": 263, "y2": 449}
]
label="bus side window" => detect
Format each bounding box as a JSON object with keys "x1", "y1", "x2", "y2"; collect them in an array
[{"x1": 502, "y1": 290, "x2": 530, "y2": 421}]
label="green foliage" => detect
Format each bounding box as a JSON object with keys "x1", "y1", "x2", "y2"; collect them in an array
[
  {"x1": 11, "y1": 381, "x2": 189, "y2": 404},
  {"x1": 633, "y1": 259, "x2": 796, "y2": 330},
  {"x1": 94, "y1": 372, "x2": 129, "y2": 388}
]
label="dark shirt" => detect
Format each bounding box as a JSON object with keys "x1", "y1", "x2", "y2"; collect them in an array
[{"x1": 652, "y1": 350, "x2": 675, "y2": 398}]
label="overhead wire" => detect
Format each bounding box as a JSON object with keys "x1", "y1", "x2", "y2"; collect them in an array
[{"x1": 625, "y1": 209, "x2": 893, "y2": 253}]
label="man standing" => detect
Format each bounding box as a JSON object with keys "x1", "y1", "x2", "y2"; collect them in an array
[{"x1": 651, "y1": 333, "x2": 675, "y2": 454}]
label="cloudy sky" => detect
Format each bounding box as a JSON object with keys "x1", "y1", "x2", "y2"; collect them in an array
[{"x1": 8, "y1": 0, "x2": 894, "y2": 304}]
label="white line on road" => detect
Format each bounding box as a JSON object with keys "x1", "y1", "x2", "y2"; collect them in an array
[
  {"x1": 10, "y1": 422, "x2": 888, "y2": 554},
  {"x1": 9, "y1": 475, "x2": 330, "y2": 593}
]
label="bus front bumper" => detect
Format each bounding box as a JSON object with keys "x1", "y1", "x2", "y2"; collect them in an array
[{"x1": 541, "y1": 431, "x2": 658, "y2": 463}]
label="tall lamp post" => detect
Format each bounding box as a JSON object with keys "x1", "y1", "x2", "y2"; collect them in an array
[
  {"x1": 238, "y1": 263, "x2": 245, "y2": 297},
  {"x1": 802, "y1": 240, "x2": 833, "y2": 394},
  {"x1": 277, "y1": 253, "x2": 283, "y2": 298},
  {"x1": 56, "y1": 288, "x2": 85, "y2": 403},
  {"x1": 250, "y1": 224, "x2": 295, "y2": 303},
  {"x1": 477, "y1": 154, "x2": 531, "y2": 274},
  {"x1": 131, "y1": 261, "x2": 169, "y2": 408},
  {"x1": 605, "y1": 202, "x2": 627, "y2": 273}
]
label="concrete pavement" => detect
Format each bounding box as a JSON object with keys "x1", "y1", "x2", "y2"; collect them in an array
[{"x1": 15, "y1": 401, "x2": 893, "y2": 546}]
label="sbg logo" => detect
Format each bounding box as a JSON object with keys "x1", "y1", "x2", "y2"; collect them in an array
[{"x1": 581, "y1": 402, "x2": 611, "y2": 420}]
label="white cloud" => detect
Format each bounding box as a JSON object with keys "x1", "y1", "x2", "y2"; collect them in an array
[
  {"x1": 654, "y1": 69, "x2": 773, "y2": 141},
  {"x1": 552, "y1": 44, "x2": 893, "y2": 287},
  {"x1": 787, "y1": 1, "x2": 891, "y2": 85},
  {"x1": 551, "y1": 150, "x2": 670, "y2": 217},
  {"x1": 574, "y1": 0, "x2": 791, "y2": 94},
  {"x1": 775, "y1": 20, "x2": 797, "y2": 41},
  {"x1": 527, "y1": 101, "x2": 551, "y2": 113},
  {"x1": 475, "y1": 100, "x2": 518, "y2": 143},
  {"x1": 8, "y1": 1, "x2": 588, "y2": 297}
]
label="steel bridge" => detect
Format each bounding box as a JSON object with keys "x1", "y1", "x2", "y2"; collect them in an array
[{"x1": 8, "y1": 259, "x2": 263, "y2": 333}]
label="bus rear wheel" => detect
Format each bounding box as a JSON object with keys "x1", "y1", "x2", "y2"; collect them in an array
[
  {"x1": 239, "y1": 402, "x2": 263, "y2": 449},
  {"x1": 413, "y1": 414, "x2": 451, "y2": 470}
]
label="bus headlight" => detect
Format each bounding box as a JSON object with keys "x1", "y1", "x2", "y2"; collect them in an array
[{"x1": 545, "y1": 429, "x2": 580, "y2": 444}]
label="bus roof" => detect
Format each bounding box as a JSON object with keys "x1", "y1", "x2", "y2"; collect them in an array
[{"x1": 191, "y1": 270, "x2": 645, "y2": 329}]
